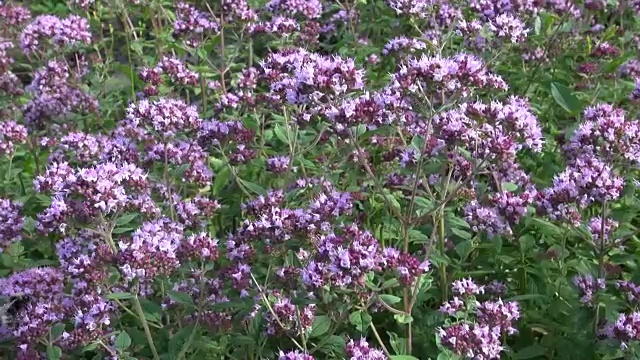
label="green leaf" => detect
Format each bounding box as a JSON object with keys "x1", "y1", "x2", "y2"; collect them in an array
[
  {"x1": 50, "y1": 323, "x2": 66, "y2": 340},
  {"x1": 237, "y1": 178, "x2": 267, "y2": 195},
  {"x1": 46, "y1": 345, "x2": 62, "y2": 360},
  {"x1": 451, "y1": 228, "x2": 472, "y2": 240},
  {"x1": 502, "y1": 182, "x2": 519, "y2": 192},
  {"x1": 169, "y1": 324, "x2": 196, "y2": 355},
  {"x1": 115, "y1": 331, "x2": 132, "y2": 350},
  {"x1": 515, "y1": 344, "x2": 547, "y2": 359},
  {"x1": 387, "y1": 331, "x2": 407, "y2": 355},
  {"x1": 319, "y1": 335, "x2": 346, "y2": 355},
  {"x1": 106, "y1": 292, "x2": 133, "y2": 300},
  {"x1": 273, "y1": 124, "x2": 290, "y2": 144},
  {"x1": 212, "y1": 166, "x2": 231, "y2": 195},
  {"x1": 116, "y1": 213, "x2": 138, "y2": 226},
  {"x1": 393, "y1": 313, "x2": 413, "y2": 324},
  {"x1": 455, "y1": 240, "x2": 473, "y2": 261},
  {"x1": 310, "y1": 315, "x2": 331, "y2": 338},
  {"x1": 230, "y1": 335, "x2": 255, "y2": 346},
  {"x1": 550, "y1": 82, "x2": 582, "y2": 114},
  {"x1": 348, "y1": 310, "x2": 372, "y2": 332},
  {"x1": 506, "y1": 294, "x2": 546, "y2": 301},
  {"x1": 167, "y1": 291, "x2": 195, "y2": 306},
  {"x1": 379, "y1": 294, "x2": 402, "y2": 305},
  {"x1": 390, "y1": 356, "x2": 420, "y2": 360}
]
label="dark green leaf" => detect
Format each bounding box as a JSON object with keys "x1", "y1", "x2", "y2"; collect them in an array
[
  {"x1": 46, "y1": 345, "x2": 62, "y2": 360},
  {"x1": 515, "y1": 344, "x2": 547, "y2": 359},
  {"x1": 379, "y1": 294, "x2": 402, "y2": 305},
  {"x1": 115, "y1": 331, "x2": 132, "y2": 350},
  {"x1": 310, "y1": 315, "x2": 331, "y2": 338},
  {"x1": 106, "y1": 292, "x2": 133, "y2": 300},
  {"x1": 550, "y1": 82, "x2": 582, "y2": 114},
  {"x1": 167, "y1": 291, "x2": 195, "y2": 306},
  {"x1": 348, "y1": 310, "x2": 372, "y2": 332}
]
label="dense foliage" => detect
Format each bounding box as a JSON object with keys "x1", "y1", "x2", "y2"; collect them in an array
[{"x1": 1, "y1": 0, "x2": 640, "y2": 359}]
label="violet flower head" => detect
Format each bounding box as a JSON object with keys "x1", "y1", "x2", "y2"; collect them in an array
[
  {"x1": 173, "y1": 2, "x2": 219, "y2": 46},
  {"x1": 125, "y1": 98, "x2": 202, "y2": 138},
  {"x1": 302, "y1": 225, "x2": 385, "y2": 289},
  {"x1": 278, "y1": 350, "x2": 315, "y2": 360},
  {"x1": 266, "y1": 156, "x2": 292, "y2": 173},
  {"x1": 452, "y1": 277, "x2": 485, "y2": 296},
  {"x1": 0, "y1": 198, "x2": 24, "y2": 251},
  {"x1": 573, "y1": 274, "x2": 605, "y2": 307},
  {"x1": 386, "y1": 0, "x2": 435, "y2": 18},
  {"x1": 264, "y1": 294, "x2": 315, "y2": 336},
  {"x1": 0, "y1": 3, "x2": 32, "y2": 26},
  {"x1": 616, "y1": 280, "x2": 640, "y2": 305},
  {"x1": 117, "y1": 218, "x2": 184, "y2": 286},
  {"x1": 265, "y1": 0, "x2": 323, "y2": 19},
  {"x1": 345, "y1": 338, "x2": 388, "y2": 360},
  {"x1": 438, "y1": 323, "x2": 503, "y2": 359},
  {"x1": 476, "y1": 299, "x2": 521, "y2": 334},
  {"x1": 487, "y1": 13, "x2": 529, "y2": 43},
  {"x1": 587, "y1": 216, "x2": 619, "y2": 249},
  {"x1": 631, "y1": 80, "x2": 640, "y2": 102},
  {"x1": 0, "y1": 120, "x2": 27, "y2": 155},
  {"x1": 600, "y1": 312, "x2": 640, "y2": 349},
  {"x1": 20, "y1": 14, "x2": 91, "y2": 54}
]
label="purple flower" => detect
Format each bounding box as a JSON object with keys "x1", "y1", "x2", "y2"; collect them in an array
[
  {"x1": 267, "y1": 156, "x2": 292, "y2": 173},
  {"x1": 345, "y1": 338, "x2": 388, "y2": 360},
  {"x1": 117, "y1": 218, "x2": 183, "y2": 289},
  {"x1": 476, "y1": 299, "x2": 520, "y2": 334},
  {"x1": 278, "y1": 350, "x2": 315, "y2": 360},
  {"x1": 438, "y1": 323, "x2": 503, "y2": 359},
  {"x1": 573, "y1": 274, "x2": 605, "y2": 307},
  {"x1": 0, "y1": 120, "x2": 27, "y2": 155},
  {"x1": 616, "y1": 281, "x2": 640, "y2": 305},
  {"x1": 124, "y1": 98, "x2": 202, "y2": 138},
  {"x1": 20, "y1": 14, "x2": 91, "y2": 54},
  {"x1": 452, "y1": 278, "x2": 485, "y2": 296},
  {"x1": 600, "y1": 312, "x2": 640, "y2": 349},
  {"x1": 0, "y1": 198, "x2": 23, "y2": 251}
]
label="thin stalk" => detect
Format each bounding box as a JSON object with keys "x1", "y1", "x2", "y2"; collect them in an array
[{"x1": 132, "y1": 288, "x2": 160, "y2": 360}]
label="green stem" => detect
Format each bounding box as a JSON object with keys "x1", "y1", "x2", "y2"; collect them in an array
[{"x1": 132, "y1": 289, "x2": 160, "y2": 360}]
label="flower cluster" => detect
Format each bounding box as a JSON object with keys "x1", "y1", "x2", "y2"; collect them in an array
[
  {"x1": 345, "y1": 338, "x2": 388, "y2": 360},
  {"x1": 536, "y1": 156, "x2": 624, "y2": 225},
  {"x1": 438, "y1": 279, "x2": 520, "y2": 359},
  {"x1": 33, "y1": 161, "x2": 150, "y2": 233},
  {"x1": 117, "y1": 219, "x2": 183, "y2": 292},
  {"x1": 263, "y1": 292, "x2": 315, "y2": 336},
  {"x1": 302, "y1": 225, "x2": 385, "y2": 289},
  {"x1": 563, "y1": 104, "x2": 640, "y2": 166},
  {"x1": 139, "y1": 56, "x2": 199, "y2": 95},
  {"x1": 173, "y1": 2, "x2": 219, "y2": 46},
  {"x1": 22, "y1": 59, "x2": 98, "y2": 129},
  {"x1": 0, "y1": 120, "x2": 27, "y2": 155},
  {"x1": 20, "y1": 14, "x2": 91, "y2": 54},
  {"x1": 572, "y1": 272, "x2": 604, "y2": 308},
  {"x1": 601, "y1": 312, "x2": 640, "y2": 349},
  {"x1": 123, "y1": 98, "x2": 202, "y2": 138},
  {"x1": 0, "y1": 199, "x2": 24, "y2": 251}
]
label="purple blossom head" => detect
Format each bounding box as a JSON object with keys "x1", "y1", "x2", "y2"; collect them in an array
[
  {"x1": 452, "y1": 277, "x2": 485, "y2": 296},
  {"x1": 438, "y1": 323, "x2": 503, "y2": 359},
  {"x1": 278, "y1": 350, "x2": 315, "y2": 360},
  {"x1": 345, "y1": 338, "x2": 388, "y2": 360},
  {"x1": 573, "y1": 274, "x2": 605, "y2": 307},
  {"x1": 117, "y1": 218, "x2": 184, "y2": 288},
  {"x1": 124, "y1": 98, "x2": 202, "y2": 138},
  {"x1": 0, "y1": 199, "x2": 24, "y2": 252},
  {"x1": 20, "y1": 15, "x2": 91, "y2": 54}
]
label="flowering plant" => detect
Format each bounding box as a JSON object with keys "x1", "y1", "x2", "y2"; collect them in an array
[{"x1": 0, "y1": 0, "x2": 640, "y2": 359}]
